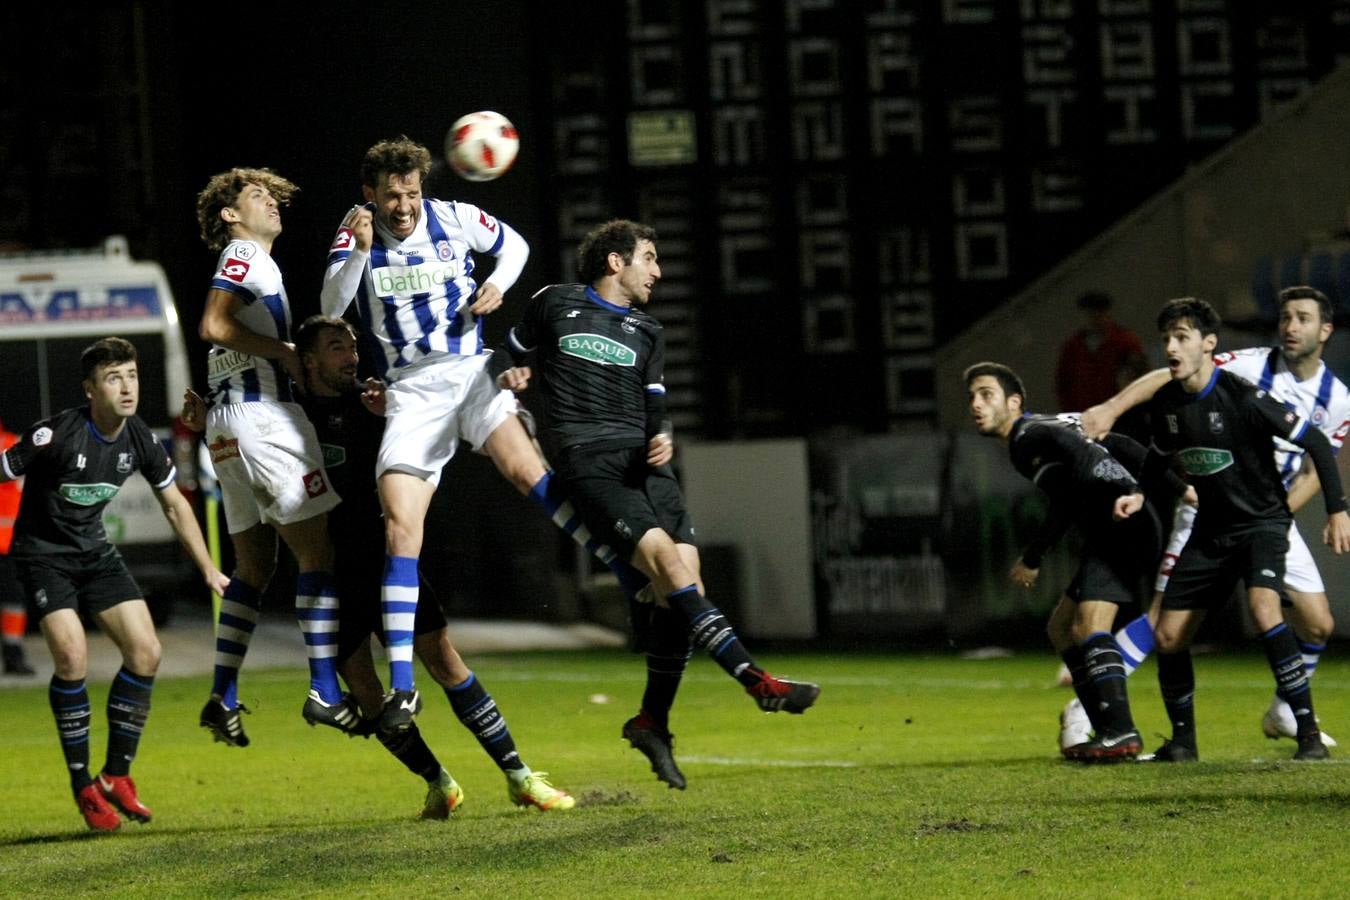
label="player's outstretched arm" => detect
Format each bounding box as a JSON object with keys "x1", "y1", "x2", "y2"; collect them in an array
[
  {"x1": 319, "y1": 206, "x2": 372, "y2": 316},
  {"x1": 156, "y1": 484, "x2": 229, "y2": 594},
  {"x1": 1082, "y1": 367, "x2": 1170, "y2": 439}
]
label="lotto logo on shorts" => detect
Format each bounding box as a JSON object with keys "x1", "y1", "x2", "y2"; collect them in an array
[
  {"x1": 303, "y1": 469, "x2": 330, "y2": 498},
  {"x1": 222, "y1": 258, "x2": 250, "y2": 282}
]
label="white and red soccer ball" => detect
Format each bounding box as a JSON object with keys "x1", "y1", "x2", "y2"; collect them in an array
[{"x1": 446, "y1": 111, "x2": 519, "y2": 182}]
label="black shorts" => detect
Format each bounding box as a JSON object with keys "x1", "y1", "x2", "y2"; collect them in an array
[
  {"x1": 557, "y1": 445, "x2": 696, "y2": 562},
  {"x1": 0, "y1": 553, "x2": 26, "y2": 611},
  {"x1": 1162, "y1": 523, "x2": 1289, "y2": 611},
  {"x1": 13, "y1": 546, "x2": 142, "y2": 621},
  {"x1": 1066, "y1": 516, "x2": 1158, "y2": 607},
  {"x1": 1066, "y1": 551, "x2": 1150, "y2": 607},
  {"x1": 333, "y1": 541, "x2": 446, "y2": 664}
]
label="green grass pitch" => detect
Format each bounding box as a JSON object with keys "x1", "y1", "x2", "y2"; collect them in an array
[{"x1": 2, "y1": 649, "x2": 1349, "y2": 897}]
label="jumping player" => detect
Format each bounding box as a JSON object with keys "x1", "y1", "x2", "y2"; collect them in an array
[
  {"x1": 194, "y1": 167, "x2": 359, "y2": 742},
  {"x1": 1116, "y1": 297, "x2": 1350, "y2": 761},
  {"x1": 320, "y1": 137, "x2": 651, "y2": 737},
  {"x1": 1, "y1": 337, "x2": 229, "y2": 831},
  {"x1": 1084, "y1": 286, "x2": 1350, "y2": 748},
  {"x1": 490, "y1": 218, "x2": 820, "y2": 790},
  {"x1": 965, "y1": 362, "x2": 1185, "y2": 761}
]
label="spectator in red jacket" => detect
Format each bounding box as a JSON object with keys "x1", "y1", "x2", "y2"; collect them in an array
[{"x1": 1055, "y1": 292, "x2": 1147, "y2": 415}]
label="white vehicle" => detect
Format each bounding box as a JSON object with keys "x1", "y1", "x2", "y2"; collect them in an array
[{"x1": 0, "y1": 236, "x2": 199, "y2": 622}]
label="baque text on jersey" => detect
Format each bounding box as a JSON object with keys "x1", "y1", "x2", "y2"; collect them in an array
[
  {"x1": 1176, "y1": 446, "x2": 1234, "y2": 476},
  {"x1": 558, "y1": 333, "x2": 637, "y2": 367}
]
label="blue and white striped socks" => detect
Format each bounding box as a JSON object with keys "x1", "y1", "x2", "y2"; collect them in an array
[
  {"x1": 295, "y1": 570, "x2": 342, "y2": 703},
  {"x1": 382, "y1": 555, "x2": 419, "y2": 692}
]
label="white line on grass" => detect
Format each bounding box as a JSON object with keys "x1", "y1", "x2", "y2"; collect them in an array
[{"x1": 679, "y1": 755, "x2": 858, "y2": 769}]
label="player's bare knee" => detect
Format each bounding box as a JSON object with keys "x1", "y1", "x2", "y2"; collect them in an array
[{"x1": 127, "y1": 636, "x2": 161, "y2": 676}]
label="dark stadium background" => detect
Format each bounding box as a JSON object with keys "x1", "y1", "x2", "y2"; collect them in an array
[{"x1": 4, "y1": 3, "x2": 1350, "y2": 641}]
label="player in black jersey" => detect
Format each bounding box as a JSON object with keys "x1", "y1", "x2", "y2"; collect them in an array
[
  {"x1": 965, "y1": 362, "x2": 1185, "y2": 762},
  {"x1": 1119, "y1": 297, "x2": 1350, "y2": 761},
  {"x1": 1, "y1": 338, "x2": 228, "y2": 832},
  {"x1": 185, "y1": 317, "x2": 575, "y2": 812},
  {"x1": 294, "y1": 317, "x2": 575, "y2": 812},
  {"x1": 491, "y1": 218, "x2": 820, "y2": 790}
]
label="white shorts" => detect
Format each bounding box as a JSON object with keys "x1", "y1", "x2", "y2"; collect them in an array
[
  {"x1": 1154, "y1": 501, "x2": 1324, "y2": 594},
  {"x1": 377, "y1": 354, "x2": 516, "y2": 488},
  {"x1": 206, "y1": 401, "x2": 340, "y2": 533}
]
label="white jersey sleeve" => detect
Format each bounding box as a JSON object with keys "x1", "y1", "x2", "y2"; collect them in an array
[{"x1": 205, "y1": 240, "x2": 294, "y2": 405}]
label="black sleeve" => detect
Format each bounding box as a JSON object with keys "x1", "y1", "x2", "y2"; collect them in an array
[
  {"x1": 487, "y1": 287, "x2": 544, "y2": 379},
  {"x1": 644, "y1": 327, "x2": 670, "y2": 439},
  {"x1": 1250, "y1": 391, "x2": 1348, "y2": 514},
  {"x1": 1295, "y1": 427, "x2": 1348, "y2": 515},
  {"x1": 1102, "y1": 432, "x2": 1186, "y2": 500},
  {"x1": 1021, "y1": 501, "x2": 1072, "y2": 569}
]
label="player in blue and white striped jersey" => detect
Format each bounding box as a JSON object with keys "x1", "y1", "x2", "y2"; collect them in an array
[
  {"x1": 1085, "y1": 286, "x2": 1350, "y2": 748},
  {"x1": 319, "y1": 138, "x2": 650, "y2": 737},
  {"x1": 194, "y1": 168, "x2": 360, "y2": 742}
]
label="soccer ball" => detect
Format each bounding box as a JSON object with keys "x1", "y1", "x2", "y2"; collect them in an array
[{"x1": 446, "y1": 111, "x2": 519, "y2": 182}]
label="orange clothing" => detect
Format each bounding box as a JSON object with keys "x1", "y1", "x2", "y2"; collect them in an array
[{"x1": 0, "y1": 427, "x2": 18, "y2": 554}]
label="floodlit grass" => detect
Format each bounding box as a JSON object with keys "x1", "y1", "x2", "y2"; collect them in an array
[{"x1": 3, "y1": 649, "x2": 1350, "y2": 897}]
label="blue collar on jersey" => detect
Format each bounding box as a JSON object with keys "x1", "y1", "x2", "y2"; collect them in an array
[
  {"x1": 584, "y1": 286, "x2": 633, "y2": 314},
  {"x1": 1193, "y1": 364, "x2": 1221, "y2": 399}
]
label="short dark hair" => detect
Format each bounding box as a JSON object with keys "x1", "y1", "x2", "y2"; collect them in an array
[
  {"x1": 1278, "y1": 285, "x2": 1333, "y2": 324},
  {"x1": 81, "y1": 337, "x2": 137, "y2": 382},
  {"x1": 1156, "y1": 296, "x2": 1220, "y2": 337},
  {"x1": 361, "y1": 137, "x2": 433, "y2": 189},
  {"x1": 577, "y1": 219, "x2": 658, "y2": 284},
  {"x1": 1076, "y1": 291, "x2": 1113, "y2": 312},
  {"x1": 294, "y1": 315, "x2": 356, "y2": 358},
  {"x1": 962, "y1": 361, "x2": 1026, "y2": 406}
]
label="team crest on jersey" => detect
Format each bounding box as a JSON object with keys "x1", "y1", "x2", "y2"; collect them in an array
[
  {"x1": 622, "y1": 316, "x2": 640, "y2": 334},
  {"x1": 1166, "y1": 415, "x2": 1178, "y2": 434},
  {"x1": 33, "y1": 426, "x2": 52, "y2": 447},
  {"x1": 436, "y1": 240, "x2": 453, "y2": 261},
  {"x1": 222, "y1": 258, "x2": 251, "y2": 283},
  {"x1": 1313, "y1": 407, "x2": 1328, "y2": 426},
  {"x1": 303, "y1": 469, "x2": 330, "y2": 499},
  {"x1": 1208, "y1": 412, "x2": 1224, "y2": 434},
  {"x1": 116, "y1": 452, "x2": 133, "y2": 474}
]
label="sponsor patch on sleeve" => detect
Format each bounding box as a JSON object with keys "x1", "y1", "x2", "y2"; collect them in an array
[{"x1": 221, "y1": 258, "x2": 251, "y2": 283}]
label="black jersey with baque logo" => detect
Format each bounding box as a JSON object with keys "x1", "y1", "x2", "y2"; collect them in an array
[
  {"x1": 1144, "y1": 367, "x2": 1345, "y2": 534},
  {"x1": 1, "y1": 407, "x2": 175, "y2": 556},
  {"x1": 492, "y1": 283, "x2": 668, "y2": 460}
]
